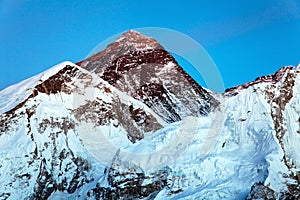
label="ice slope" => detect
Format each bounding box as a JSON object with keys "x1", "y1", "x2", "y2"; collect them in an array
[
  {"x1": 97, "y1": 67, "x2": 300, "y2": 199},
  {"x1": 108, "y1": 90, "x2": 274, "y2": 199}
]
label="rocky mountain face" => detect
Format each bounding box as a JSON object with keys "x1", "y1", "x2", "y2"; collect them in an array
[
  {"x1": 0, "y1": 31, "x2": 300, "y2": 199},
  {"x1": 78, "y1": 30, "x2": 219, "y2": 123}
]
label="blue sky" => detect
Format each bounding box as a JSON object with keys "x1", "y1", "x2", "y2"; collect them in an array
[{"x1": 0, "y1": 0, "x2": 300, "y2": 92}]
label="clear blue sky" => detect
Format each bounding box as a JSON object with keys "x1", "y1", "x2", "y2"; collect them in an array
[{"x1": 1, "y1": 0, "x2": 300, "y2": 92}]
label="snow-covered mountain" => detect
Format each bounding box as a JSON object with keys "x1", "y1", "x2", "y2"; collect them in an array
[{"x1": 0, "y1": 31, "x2": 300, "y2": 199}]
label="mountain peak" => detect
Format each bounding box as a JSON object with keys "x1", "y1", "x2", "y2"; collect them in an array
[
  {"x1": 114, "y1": 30, "x2": 162, "y2": 50},
  {"x1": 0, "y1": 61, "x2": 78, "y2": 115},
  {"x1": 78, "y1": 31, "x2": 219, "y2": 123},
  {"x1": 224, "y1": 65, "x2": 296, "y2": 95},
  {"x1": 77, "y1": 30, "x2": 164, "y2": 68}
]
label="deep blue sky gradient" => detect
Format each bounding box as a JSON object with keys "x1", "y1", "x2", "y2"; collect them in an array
[{"x1": 1, "y1": 0, "x2": 300, "y2": 92}]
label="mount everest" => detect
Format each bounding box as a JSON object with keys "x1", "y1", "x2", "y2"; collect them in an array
[{"x1": 0, "y1": 30, "x2": 299, "y2": 199}]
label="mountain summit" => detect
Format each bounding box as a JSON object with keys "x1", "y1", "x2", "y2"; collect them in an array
[
  {"x1": 78, "y1": 30, "x2": 163, "y2": 74},
  {"x1": 0, "y1": 31, "x2": 300, "y2": 199},
  {"x1": 79, "y1": 30, "x2": 219, "y2": 123}
]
